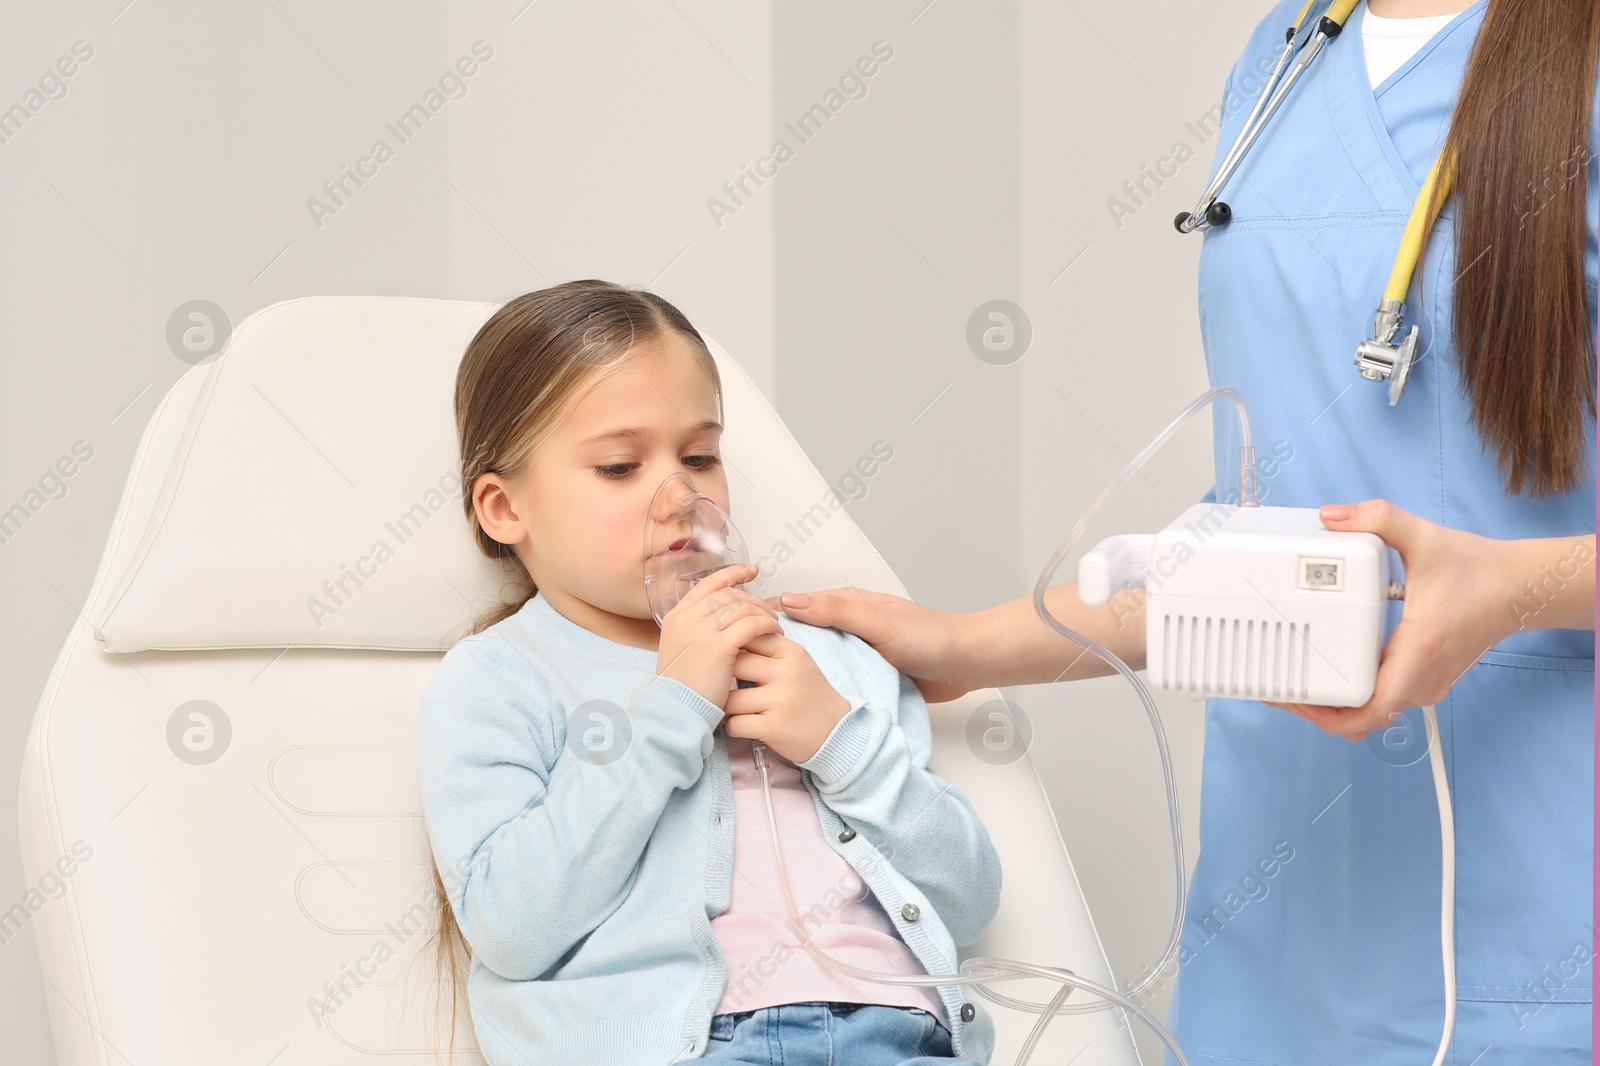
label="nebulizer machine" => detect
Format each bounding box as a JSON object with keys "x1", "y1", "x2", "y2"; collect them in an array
[{"x1": 643, "y1": 388, "x2": 1457, "y2": 1066}]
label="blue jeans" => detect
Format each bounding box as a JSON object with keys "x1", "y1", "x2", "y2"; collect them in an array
[{"x1": 697, "y1": 1001, "x2": 985, "y2": 1064}]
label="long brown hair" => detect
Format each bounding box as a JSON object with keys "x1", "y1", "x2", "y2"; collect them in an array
[
  {"x1": 1430, "y1": 0, "x2": 1600, "y2": 496},
  {"x1": 420, "y1": 280, "x2": 724, "y2": 1056}
]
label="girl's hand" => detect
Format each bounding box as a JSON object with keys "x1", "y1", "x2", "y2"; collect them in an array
[
  {"x1": 762, "y1": 587, "x2": 972, "y2": 703},
  {"x1": 657, "y1": 563, "x2": 782, "y2": 709},
  {"x1": 1264, "y1": 499, "x2": 1529, "y2": 741},
  {"x1": 722, "y1": 633, "x2": 853, "y2": 763}
]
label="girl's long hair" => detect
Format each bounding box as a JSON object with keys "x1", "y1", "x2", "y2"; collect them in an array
[
  {"x1": 1428, "y1": 0, "x2": 1600, "y2": 496},
  {"x1": 419, "y1": 280, "x2": 723, "y2": 1057}
]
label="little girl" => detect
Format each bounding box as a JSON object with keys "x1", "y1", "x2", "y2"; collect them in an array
[{"x1": 419, "y1": 279, "x2": 1003, "y2": 1066}]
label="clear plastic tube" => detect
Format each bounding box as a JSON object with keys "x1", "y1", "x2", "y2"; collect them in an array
[
  {"x1": 747, "y1": 389, "x2": 1261, "y2": 1066},
  {"x1": 751, "y1": 738, "x2": 1192, "y2": 1066},
  {"x1": 1026, "y1": 387, "x2": 1259, "y2": 1009}
]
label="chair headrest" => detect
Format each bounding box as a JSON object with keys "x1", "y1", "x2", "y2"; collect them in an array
[{"x1": 89, "y1": 295, "x2": 905, "y2": 652}]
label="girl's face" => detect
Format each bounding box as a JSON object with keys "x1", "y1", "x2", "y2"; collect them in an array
[{"x1": 472, "y1": 331, "x2": 727, "y2": 650}]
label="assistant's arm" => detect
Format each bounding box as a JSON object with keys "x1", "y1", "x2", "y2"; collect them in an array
[
  {"x1": 958, "y1": 582, "x2": 1149, "y2": 688},
  {"x1": 1503, "y1": 533, "x2": 1595, "y2": 632}
]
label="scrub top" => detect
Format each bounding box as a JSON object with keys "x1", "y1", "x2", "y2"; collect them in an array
[{"x1": 1167, "y1": 2, "x2": 1598, "y2": 1064}]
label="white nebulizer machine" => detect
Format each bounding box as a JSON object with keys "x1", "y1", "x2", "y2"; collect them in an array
[
  {"x1": 1079, "y1": 502, "x2": 1394, "y2": 707},
  {"x1": 643, "y1": 387, "x2": 1456, "y2": 1066}
]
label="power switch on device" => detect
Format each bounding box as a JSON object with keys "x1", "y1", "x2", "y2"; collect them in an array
[{"x1": 1300, "y1": 557, "x2": 1342, "y2": 591}]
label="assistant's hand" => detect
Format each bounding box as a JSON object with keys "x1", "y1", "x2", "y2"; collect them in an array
[
  {"x1": 722, "y1": 633, "x2": 852, "y2": 763},
  {"x1": 762, "y1": 587, "x2": 972, "y2": 703},
  {"x1": 1265, "y1": 499, "x2": 1526, "y2": 741}
]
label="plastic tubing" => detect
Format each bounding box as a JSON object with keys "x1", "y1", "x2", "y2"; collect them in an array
[
  {"x1": 747, "y1": 388, "x2": 1261, "y2": 1066},
  {"x1": 752, "y1": 738, "x2": 1190, "y2": 1066},
  {"x1": 1026, "y1": 386, "x2": 1259, "y2": 1007}
]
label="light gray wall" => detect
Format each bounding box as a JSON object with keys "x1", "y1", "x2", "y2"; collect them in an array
[
  {"x1": 0, "y1": 2, "x2": 1268, "y2": 1062},
  {"x1": 772, "y1": 0, "x2": 1020, "y2": 614}
]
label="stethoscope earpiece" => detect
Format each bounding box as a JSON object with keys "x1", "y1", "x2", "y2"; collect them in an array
[{"x1": 1172, "y1": 201, "x2": 1234, "y2": 235}]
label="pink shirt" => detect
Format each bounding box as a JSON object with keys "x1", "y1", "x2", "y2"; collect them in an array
[{"x1": 710, "y1": 733, "x2": 951, "y2": 1028}]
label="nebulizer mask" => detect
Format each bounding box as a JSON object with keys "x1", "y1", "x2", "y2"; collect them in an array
[
  {"x1": 643, "y1": 472, "x2": 770, "y2": 708},
  {"x1": 642, "y1": 471, "x2": 761, "y2": 626}
]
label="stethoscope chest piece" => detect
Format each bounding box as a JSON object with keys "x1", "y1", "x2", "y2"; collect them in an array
[{"x1": 1354, "y1": 298, "x2": 1419, "y2": 406}]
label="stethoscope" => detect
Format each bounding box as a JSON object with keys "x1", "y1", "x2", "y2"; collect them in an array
[{"x1": 1175, "y1": 0, "x2": 1454, "y2": 407}]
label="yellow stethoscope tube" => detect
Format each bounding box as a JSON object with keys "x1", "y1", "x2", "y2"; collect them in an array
[
  {"x1": 1386, "y1": 151, "x2": 1454, "y2": 304},
  {"x1": 1178, "y1": 0, "x2": 1451, "y2": 407}
]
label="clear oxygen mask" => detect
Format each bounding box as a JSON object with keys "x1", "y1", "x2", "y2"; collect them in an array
[{"x1": 641, "y1": 471, "x2": 766, "y2": 627}]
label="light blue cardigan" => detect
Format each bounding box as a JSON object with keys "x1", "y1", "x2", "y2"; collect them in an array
[{"x1": 418, "y1": 590, "x2": 1002, "y2": 1065}]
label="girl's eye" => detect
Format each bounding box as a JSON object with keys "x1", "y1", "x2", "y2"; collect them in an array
[{"x1": 592, "y1": 455, "x2": 719, "y2": 480}]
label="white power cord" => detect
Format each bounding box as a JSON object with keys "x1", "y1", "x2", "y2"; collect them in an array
[{"x1": 1421, "y1": 702, "x2": 1456, "y2": 1066}]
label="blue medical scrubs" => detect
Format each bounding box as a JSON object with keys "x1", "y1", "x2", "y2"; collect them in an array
[{"x1": 1166, "y1": 2, "x2": 1598, "y2": 1063}]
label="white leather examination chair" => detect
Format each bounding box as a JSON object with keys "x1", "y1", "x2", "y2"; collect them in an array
[{"x1": 18, "y1": 295, "x2": 1144, "y2": 1065}]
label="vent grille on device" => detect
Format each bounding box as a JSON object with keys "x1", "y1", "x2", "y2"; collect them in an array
[{"x1": 1160, "y1": 614, "x2": 1311, "y2": 701}]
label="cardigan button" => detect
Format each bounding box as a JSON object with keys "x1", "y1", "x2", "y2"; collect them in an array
[
  {"x1": 960, "y1": 1002, "x2": 975, "y2": 1022},
  {"x1": 837, "y1": 827, "x2": 856, "y2": 842},
  {"x1": 901, "y1": 902, "x2": 920, "y2": 922}
]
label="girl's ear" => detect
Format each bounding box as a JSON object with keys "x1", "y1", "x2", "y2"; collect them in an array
[{"x1": 474, "y1": 474, "x2": 527, "y2": 547}]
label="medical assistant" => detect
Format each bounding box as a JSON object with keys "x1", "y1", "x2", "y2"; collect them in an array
[{"x1": 1166, "y1": 3, "x2": 1598, "y2": 1064}]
